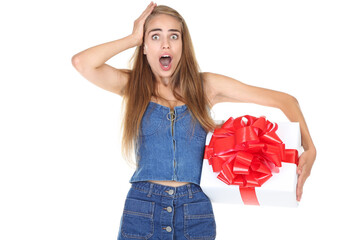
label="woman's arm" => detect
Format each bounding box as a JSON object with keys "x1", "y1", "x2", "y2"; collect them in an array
[
  {"x1": 71, "y1": 2, "x2": 157, "y2": 95},
  {"x1": 203, "y1": 72, "x2": 316, "y2": 201},
  {"x1": 71, "y1": 36, "x2": 135, "y2": 96}
]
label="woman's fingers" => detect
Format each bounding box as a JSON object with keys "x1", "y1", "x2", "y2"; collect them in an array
[
  {"x1": 296, "y1": 163, "x2": 311, "y2": 201},
  {"x1": 139, "y1": 2, "x2": 156, "y2": 20},
  {"x1": 135, "y1": 2, "x2": 156, "y2": 29},
  {"x1": 295, "y1": 149, "x2": 315, "y2": 201},
  {"x1": 131, "y1": 2, "x2": 157, "y2": 46},
  {"x1": 296, "y1": 172, "x2": 305, "y2": 201}
]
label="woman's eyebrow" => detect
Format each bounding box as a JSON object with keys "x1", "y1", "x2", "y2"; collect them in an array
[{"x1": 148, "y1": 28, "x2": 181, "y2": 35}]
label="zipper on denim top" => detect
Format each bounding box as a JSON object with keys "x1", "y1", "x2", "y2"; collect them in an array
[{"x1": 167, "y1": 109, "x2": 177, "y2": 179}]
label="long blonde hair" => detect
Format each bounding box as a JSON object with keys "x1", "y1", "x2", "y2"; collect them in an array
[{"x1": 120, "y1": 5, "x2": 216, "y2": 166}]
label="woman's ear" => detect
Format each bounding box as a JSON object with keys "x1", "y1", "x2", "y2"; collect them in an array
[{"x1": 144, "y1": 44, "x2": 148, "y2": 55}]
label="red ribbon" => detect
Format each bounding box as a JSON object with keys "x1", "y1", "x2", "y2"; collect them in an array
[{"x1": 204, "y1": 115, "x2": 299, "y2": 205}]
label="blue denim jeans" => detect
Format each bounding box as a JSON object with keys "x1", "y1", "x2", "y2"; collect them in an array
[{"x1": 117, "y1": 181, "x2": 216, "y2": 240}]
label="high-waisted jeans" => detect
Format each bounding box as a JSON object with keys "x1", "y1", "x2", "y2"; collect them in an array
[{"x1": 117, "y1": 181, "x2": 216, "y2": 240}]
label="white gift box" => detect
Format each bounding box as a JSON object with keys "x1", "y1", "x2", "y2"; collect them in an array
[{"x1": 200, "y1": 121, "x2": 302, "y2": 207}]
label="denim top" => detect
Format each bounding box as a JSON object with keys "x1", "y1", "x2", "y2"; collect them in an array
[{"x1": 129, "y1": 101, "x2": 208, "y2": 185}]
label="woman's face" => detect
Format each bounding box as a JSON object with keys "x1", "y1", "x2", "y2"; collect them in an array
[{"x1": 144, "y1": 14, "x2": 182, "y2": 81}]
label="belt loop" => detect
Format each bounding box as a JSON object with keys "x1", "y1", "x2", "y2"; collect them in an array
[
  {"x1": 187, "y1": 184, "x2": 193, "y2": 198},
  {"x1": 147, "y1": 183, "x2": 154, "y2": 197}
]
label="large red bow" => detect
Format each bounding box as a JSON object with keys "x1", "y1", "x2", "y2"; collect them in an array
[{"x1": 204, "y1": 115, "x2": 298, "y2": 205}]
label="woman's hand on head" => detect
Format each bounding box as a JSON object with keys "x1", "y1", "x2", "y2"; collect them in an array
[{"x1": 131, "y1": 2, "x2": 157, "y2": 47}]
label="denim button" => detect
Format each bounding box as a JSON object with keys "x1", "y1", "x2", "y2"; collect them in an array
[
  {"x1": 167, "y1": 189, "x2": 174, "y2": 195},
  {"x1": 166, "y1": 226, "x2": 172, "y2": 232},
  {"x1": 166, "y1": 206, "x2": 172, "y2": 212}
]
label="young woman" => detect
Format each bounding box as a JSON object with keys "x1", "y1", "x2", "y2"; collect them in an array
[{"x1": 71, "y1": 2, "x2": 316, "y2": 239}]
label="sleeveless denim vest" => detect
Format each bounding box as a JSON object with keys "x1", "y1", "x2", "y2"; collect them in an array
[{"x1": 129, "y1": 101, "x2": 208, "y2": 185}]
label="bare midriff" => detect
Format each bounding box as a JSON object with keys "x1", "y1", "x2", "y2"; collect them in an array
[{"x1": 148, "y1": 180, "x2": 191, "y2": 187}]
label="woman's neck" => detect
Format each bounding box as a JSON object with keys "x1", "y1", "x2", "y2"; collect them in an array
[{"x1": 155, "y1": 75, "x2": 171, "y2": 87}]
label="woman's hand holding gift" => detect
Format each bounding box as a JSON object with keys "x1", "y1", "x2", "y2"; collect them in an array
[{"x1": 296, "y1": 147, "x2": 316, "y2": 201}]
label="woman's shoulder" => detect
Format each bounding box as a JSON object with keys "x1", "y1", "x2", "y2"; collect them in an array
[
  {"x1": 201, "y1": 72, "x2": 226, "y2": 89},
  {"x1": 201, "y1": 72, "x2": 226, "y2": 107},
  {"x1": 201, "y1": 71, "x2": 230, "y2": 82},
  {"x1": 201, "y1": 72, "x2": 252, "y2": 106}
]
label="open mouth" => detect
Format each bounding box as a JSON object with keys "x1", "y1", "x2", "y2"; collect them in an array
[{"x1": 159, "y1": 55, "x2": 172, "y2": 70}]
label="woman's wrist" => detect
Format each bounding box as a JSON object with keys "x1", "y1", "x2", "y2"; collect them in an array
[
  {"x1": 127, "y1": 34, "x2": 142, "y2": 48},
  {"x1": 304, "y1": 144, "x2": 316, "y2": 154},
  {"x1": 303, "y1": 145, "x2": 317, "y2": 166}
]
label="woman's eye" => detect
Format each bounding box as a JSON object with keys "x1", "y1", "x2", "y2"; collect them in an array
[
  {"x1": 152, "y1": 35, "x2": 159, "y2": 40},
  {"x1": 171, "y1": 34, "x2": 178, "y2": 40}
]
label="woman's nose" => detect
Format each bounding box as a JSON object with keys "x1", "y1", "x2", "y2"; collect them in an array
[{"x1": 161, "y1": 39, "x2": 170, "y2": 49}]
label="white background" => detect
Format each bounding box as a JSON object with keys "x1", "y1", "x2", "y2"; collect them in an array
[{"x1": 1, "y1": 0, "x2": 359, "y2": 239}]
